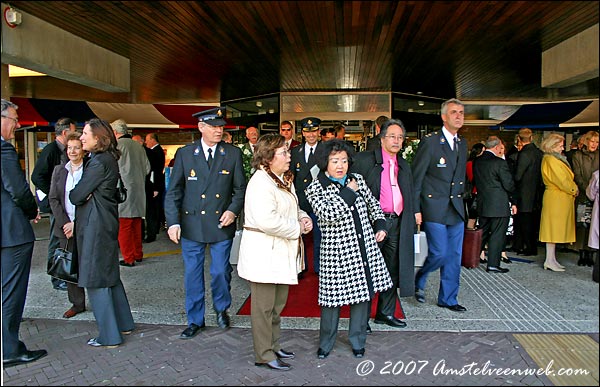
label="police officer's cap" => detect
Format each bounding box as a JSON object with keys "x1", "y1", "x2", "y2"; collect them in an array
[
  {"x1": 300, "y1": 117, "x2": 321, "y2": 132},
  {"x1": 192, "y1": 107, "x2": 227, "y2": 126}
]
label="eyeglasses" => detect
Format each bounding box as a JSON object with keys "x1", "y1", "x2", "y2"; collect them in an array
[
  {"x1": 280, "y1": 128, "x2": 292, "y2": 132},
  {"x1": 384, "y1": 135, "x2": 404, "y2": 141},
  {"x1": 275, "y1": 150, "x2": 291, "y2": 157},
  {"x1": 1, "y1": 115, "x2": 19, "y2": 124}
]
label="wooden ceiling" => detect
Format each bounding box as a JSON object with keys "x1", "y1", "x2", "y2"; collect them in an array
[{"x1": 5, "y1": 1, "x2": 599, "y2": 106}]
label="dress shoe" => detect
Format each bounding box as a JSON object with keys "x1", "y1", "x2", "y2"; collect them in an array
[
  {"x1": 373, "y1": 315, "x2": 407, "y2": 328},
  {"x1": 87, "y1": 338, "x2": 119, "y2": 348},
  {"x1": 119, "y1": 260, "x2": 135, "y2": 267},
  {"x1": 438, "y1": 304, "x2": 467, "y2": 312},
  {"x1": 415, "y1": 288, "x2": 425, "y2": 303},
  {"x1": 317, "y1": 348, "x2": 329, "y2": 359},
  {"x1": 366, "y1": 323, "x2": 372, "y2": 334},
  {"x1": 135, "y1": 258, "x2": 143, "y2": 263},
  {"x1": 53, "y1": 281, "x2": 68, "y2": 291},
  {"x1": 121, "y1": 329, "x2": 134, "y2": 335},
  {"x1": 63, "y1": 307, "x2": 84, "y2": 319},
  {"x1": 352, "y1": 348, "x2": 365, "y2": 358},
  {"x1": 543, "y1": 263, "x2": 565, "y2": 272},
  {"x1": 479, "y1": 258, "x2": 488, "y2": 264},
  {"x1": 486, "y1": 266, "x2": 509, "y2": 273},
  {"x1": 216, "y1": 310, "x2": 230, "y2": 329},
  {"x1": 179, "y1": 323, "x2": 205, "y2": 339},
  {"x1": 501, "y1": 256, "x2": 512, "y2": 264},
  {"x1": 143, "y1": 237, "x2": 156, "y2": 243},
  {"x1": 3, "y1": 349, "x2": 48, "y2": 367},
  {"x1": 255, "y1": 358, "x2": 291, "y2": 371},
  {"x1": 275, "y1": 349, "x2": 295, "y2": 359}
]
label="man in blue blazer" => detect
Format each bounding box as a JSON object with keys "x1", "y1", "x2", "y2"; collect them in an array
[
  {"x1": 1, "y1": 99, "x2": 48, "y2": 367},
  {"x1": 412, "y1": 98, "x2": 468, "y2": 312},
  {"x1": 164, "y1": 107, "x2": 246, "y2": 339}
]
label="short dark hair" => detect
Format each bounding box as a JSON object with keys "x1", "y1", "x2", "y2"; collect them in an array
[
  {"x1": 55, "y1": 117, "x2": 76, "y2": 136},
  {"x1": 375, "y1": 115, "x2": 389, "y2": 128},
  {"x1": 251, "y1": 133, "x2": 285, "y2": 170},
  {"x1": 380, "y1": 119, "x2": 406, "y2": 138},
  {"x1": 314, "y1": 139, "x2": 355, "y2": 172}
]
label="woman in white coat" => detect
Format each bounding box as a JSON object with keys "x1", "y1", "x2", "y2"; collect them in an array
[{"x1": 237, "y1": 133, "x2": 313, "y2": 372}]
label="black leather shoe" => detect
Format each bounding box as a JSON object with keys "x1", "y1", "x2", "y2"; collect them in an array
[
  {"x1": 255, "y1": 358, "x2": 291, "y2": 371},
  {"x1": 3, "y1": 349, "x2": 48, "y2": 367},
  {"x1": 486, "y1": 266, "x2": 509, "y2": 273},
  {"x1": 143, "y1": 237, "x2": 156, "y2": 243},
  {"x1": 216, "y1": 311, "x2": 230, "y2": 329},
  {"x1": 352, "y1": 348, "x2": 365, "y2": 358},
  {"x1": 501, "y1": 256, "x2": 512, "y2": 264},
  {"x1": 135, "y1": 258, "x2": 143, "y2": 263},
  {"x1": 479, "y1": 258, "x2": 488, "y2": 264},
  {"x1": 119, "y1": 260, "x2": 135, "y2": 267},
  {"x1": 373, "y1": 315, "x2": 407, "y2": 328},
  {"x1": 275, "y1": 349, "x2": 295, "y2": 359},
  {"x1": 179, "y1": 323, "x2": 205, "y2": 339},
  {"x1": 415, "y1": 288, "x2": 425, "y2": 303},
  {"x1": 438, "y1": 304, "x2": 467, "y2": 312},
  {"x1": 366, "y1": 323, "x2": 372, "y2": 334},
  {"x1": 317, "y1": 348, "x2": 329, "y2": 359}
]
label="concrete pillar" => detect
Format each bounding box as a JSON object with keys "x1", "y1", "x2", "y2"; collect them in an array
[
  {"x1": 542, "y1": 24, "x2": 599, "y2": 88},
  {"x1": 1, "y1": 2, "x2": 130, "y2": 92}
]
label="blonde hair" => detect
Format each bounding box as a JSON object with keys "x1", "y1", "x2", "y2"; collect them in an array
[
  {"x1": 581, "y1": 130, "x2": 599, "y2": 150},
  {"x1": 540, "y1": 133, "x2": 564, "y2": 153}
]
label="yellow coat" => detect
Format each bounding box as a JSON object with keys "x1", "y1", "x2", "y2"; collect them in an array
[{"x1": 539, "y1": 154, "x2": 578, "y2": 243}]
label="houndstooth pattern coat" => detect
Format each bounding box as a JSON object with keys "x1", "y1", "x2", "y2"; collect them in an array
[{"x1": 306, "y1": 172, "x2": 393, "y2": 308}]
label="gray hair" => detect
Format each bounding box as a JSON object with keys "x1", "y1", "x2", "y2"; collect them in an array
[
  {"x1": 484, "y1": 136, "x2": 501, "y2": 149},
  {"x1": 111, "y1": 119, "x2": 129, "y2": 135},
  {"x1": 1, "y1": 99, "x2": 18, "y2": 115},
  {"x1": 441, "y1": 98, "x2": 464, "y2": 115}
]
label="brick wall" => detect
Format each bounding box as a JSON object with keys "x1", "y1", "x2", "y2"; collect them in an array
[{"x1": 459, "y1": 126, "x2": 519, "y2": 149}]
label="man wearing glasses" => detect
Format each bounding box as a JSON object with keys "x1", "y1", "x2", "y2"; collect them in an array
[
  {"x1": 2, "y1": 99, "x2": 48, "y2": 367},
  {"x1": 280, "y1": 121, "x2": 300, "y2": 150},
  {"x1": 351, "y1": 119, "x2": 416, "y2": 329}
]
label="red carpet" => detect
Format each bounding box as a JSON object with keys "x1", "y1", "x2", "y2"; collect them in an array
[{"x1": 237, "y1": 232, "x2": 405, "y2": 319}]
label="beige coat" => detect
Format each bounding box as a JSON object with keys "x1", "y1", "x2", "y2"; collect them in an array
[
  {"x1": 237, "y1": 169, "x2": 308, "y2": 285},
  {"x1": 539, "y1": 154, "x2": 578, "y2": 243}
]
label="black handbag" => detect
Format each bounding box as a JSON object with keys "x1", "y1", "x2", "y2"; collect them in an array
[
  {"x1": 116, "y1": 174, "x2": 127, "y2": 204},
  {"x1": 47, "y1": 239, "x2": 78, "y2": 284}
]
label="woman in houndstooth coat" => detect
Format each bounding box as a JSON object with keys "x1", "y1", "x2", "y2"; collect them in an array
[{"x1": 305, "y1": 139, "x2": 392, "y2": 359}]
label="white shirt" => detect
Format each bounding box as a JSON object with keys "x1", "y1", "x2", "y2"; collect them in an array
[
  {"x1": 441, "y1": 126, "x2": 458, "y2": 151},
  {"x1": 201, "y1": 139, "x2": 217, "y2": 160},
  {"x1": 64, "y1": 161, "x2": 84, "y2": 222},
  {"x1": 304, "y1": 143, "x2": 317, "y2": 163}
]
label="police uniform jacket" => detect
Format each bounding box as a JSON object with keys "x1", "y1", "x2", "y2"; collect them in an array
[
  {"x1": 1, "y1": 139, "x2": 38, "y2": 248},
  {"x1": 411, "y1": 131, "x2": 467, "y2": 225},
  {"x1": 305, "y1": 172, "x2": 392, "y2": 308},
  {"x1": 164, "y1": 140, "x2": 246, "y2": 243},
  {"x1": 290, "y1": 142, "x2": 320, "y2": 213},
  {"x1": 69, "y1": 152, "x2": 121, "y2": 288},
  {"x1": 351, "y1": 149, "x2": 416, "y2": 297}
]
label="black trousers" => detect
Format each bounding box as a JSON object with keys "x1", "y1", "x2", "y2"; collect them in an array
[
  {"x1": 145, "y1": 192, "x2": 163, "y2": 240},
  {"x1": 373, "y1": 215, "x2": 401, "y2": 317},
  {"x1": 479, "y1": 216, "x2": 509, "y2": 267},
  {"x1": 516, "y1": 211, "x2": 540, "y2": 253}
]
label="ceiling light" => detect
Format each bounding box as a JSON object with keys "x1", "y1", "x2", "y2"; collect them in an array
[
  {"x1": 8, "y1": 65, "x2": 47, "y2": 77},
  {"x1": 268, "y1": 109, "x2": 274, "y2": 114},
  {"x1": 256, "y1": 101, "x2": 262, "y2": 107},
  {"x1": 418, "y1": 101, "x2": 425, "y2": 106}
]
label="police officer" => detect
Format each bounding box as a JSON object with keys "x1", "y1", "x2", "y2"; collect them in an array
[
  {"x1": 164, "y1": 107, "x2": 246, "y2": 338},
  {"x1": 290, "y1": 117, "x2": 322, "y2": 274}
]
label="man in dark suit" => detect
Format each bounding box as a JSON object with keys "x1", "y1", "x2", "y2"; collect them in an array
[
  {"x1": 144, "y1": 132, "x2": 165, "y2": 243},
  {"x1": 164, "y1": 107, "x2": 246, "y2": 339},
  {"x1": 351, "y1": 118, "x2": 416, "y2": 329},
  {"x1": 366, "y1": 115, "x2": 389, "y2": 151},
  {"x1": 513, "y1": 128, "x2": 544, "y2": 256},
  {"x1": 291, "y1": 117, "x2": 322, "y2": 274},
  {"x1": 473, "y1": 136, "x2": 517, "y2": 273},
  {"x1": 280, "y1": 121, "x2": 300, "y2": 150},
  {"x1": 31, "y1": 117, "x2": 77, "y2": 291},
  {"x1": 1, "y1": 99, "x2": 48, "y2": 367},
  {"x1": 412, "y1": 98, "x2": 468, "y2": 312}
]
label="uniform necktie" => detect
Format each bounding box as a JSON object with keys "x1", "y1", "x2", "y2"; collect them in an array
[
  {"x1": 454, "y1": 137, "x2": 459, "y2": 159},
  {"x1": 207, "y1": 148, "x2": 213, "y2": 169},
  {"x1": 308, "y1": 146, "x2": 314, "y2": 164},
  {"x1": 389, "y1": 158, "x2": 403, "y2": 215}
]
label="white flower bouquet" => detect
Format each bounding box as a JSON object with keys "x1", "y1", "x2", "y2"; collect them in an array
[{"x1": 402, "y1": 139, "x2": 420, "y2": 164}]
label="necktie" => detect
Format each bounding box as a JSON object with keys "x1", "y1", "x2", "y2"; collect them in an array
[
  {"x1": 389, "y1": 158, "x2": 403, "y2": 215},
  {"x1": 454, "y1": 137, "x2": 459, "y2": 159},
  {"x1": 207, "y1": 148, "x2": 213, "y2": 169},
  {"x1": 308, "y1": 146, "x2": 314, "y2": 164}
]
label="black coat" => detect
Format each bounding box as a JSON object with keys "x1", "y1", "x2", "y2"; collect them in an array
[
  {"x1": 146, "y1": 144, "x2": 165, "y2": 194},
  {"x1": 351, "y1": 149, "x2": 417, "y2": 297},
  {"x1": 411, "y1": 131, "x2": 468, "y2": 225},
  {"x1": 164, "y1": 141, "x2": 246, "y2": 243},
  {"x1": 1, "y1": 140, "x2": 37, "y2": 248},
  {"x1": 514, "y1": 143, "x2": 544, "y2": 212},
  {"x1": 290, "y1": 142, "x2": 321, "y2": 213},
  {"x1": 31, "y1": 140, "x2": 67, "y2": 212},
  {"x1": 69, "y1": 152, "x2": 121, "y2": 288},
  {"x1": 473, "y1": 151, "x2": 515, "y2": 218}
]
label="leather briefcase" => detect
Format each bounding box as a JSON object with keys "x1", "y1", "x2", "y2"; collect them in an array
[{"x1": 462, "y1": 228, "x2": 483, "y2": 269}]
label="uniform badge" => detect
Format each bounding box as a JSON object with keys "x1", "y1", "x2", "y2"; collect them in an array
[
  {"x1": 194, "y1": 146, "x2": 200, "y2": 156},
  {"x1": 188, "y1": 169, "x2": 198, "y2": 180},
  {"x1": 437, "y1": 157, "x2": 447, "y2": 168},
  {"x1": 219, "y1": 146, "x2": 225, "y2": 155},
  {"x1": 219, "y1": 170, "x2": 230, "y2": 175},
  {"x1": 440, "y1": 138, "x2": 446, "y2": 143}
]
